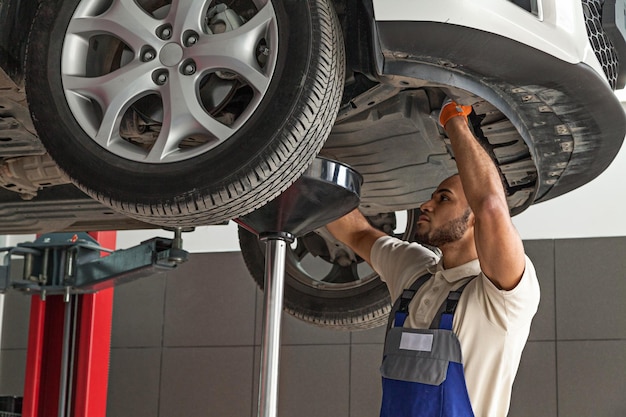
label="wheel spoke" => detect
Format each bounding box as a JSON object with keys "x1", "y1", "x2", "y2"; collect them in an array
[
  {"x1": 68, "y1": 0, "x2": 158, "y2": 51},
  {"x1": 65, "y1": 60, "x2": 153, "y2": 105},
  {"x1": 64, "y1": 61, "x2": 155, "y2": 149},
  {"x1": 169, "y1": 0, "x2": 211, "y2": 35},
  {"x1": 193, "y1": 3, "x2": 275, "y2": 94},
  {"x1": 321, "y1": 263, "x2": 361, "y2": 284},
  {"x1": 144, "y1": 72, "x2": 234, "y2": 161},
  {"x1": 290, "y1": 241, "x2": 310, "y2": 264}
]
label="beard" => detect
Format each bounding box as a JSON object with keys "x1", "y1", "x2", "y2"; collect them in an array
[{"x1": 416, "y1": 208, "x2": 471, "y2": 248}]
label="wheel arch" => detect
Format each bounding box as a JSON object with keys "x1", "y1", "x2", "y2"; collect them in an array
[{"x1": 374, "y1": 20, "x2": 626, "y2": 211}]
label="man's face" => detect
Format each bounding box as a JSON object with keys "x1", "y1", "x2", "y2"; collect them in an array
[{"x1": 415, "y1": 175, "x2": 473, "y2": 248}]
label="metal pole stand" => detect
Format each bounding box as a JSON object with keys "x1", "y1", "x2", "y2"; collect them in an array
[
  {"x1": 236, "y1": 157, "x2": 362, "y2": 417},
  {"x1": 257, "y1": 232, "x2": 293, "y2": 417}
]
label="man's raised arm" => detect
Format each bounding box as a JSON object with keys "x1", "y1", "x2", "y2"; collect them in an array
[
  {"x1": 326, "y1": 209, "x2": 386, "y2": 266},
  {"x1": 441, "y1": 102, "x2": 526, "y2": 290}
]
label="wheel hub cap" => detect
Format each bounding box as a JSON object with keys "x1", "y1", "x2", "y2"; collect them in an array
[{"x1": 160, "y1": 43, "x2": 184, "y2": 67}]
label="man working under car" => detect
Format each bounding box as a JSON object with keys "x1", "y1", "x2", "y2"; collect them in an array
[{"x1": 326, "y1": 100, "x2": 540, "y2": 417}]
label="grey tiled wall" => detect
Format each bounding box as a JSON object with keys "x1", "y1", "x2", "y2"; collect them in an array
[{"x1": 1, "y1": 239, "x2": 626, "y2": 417}]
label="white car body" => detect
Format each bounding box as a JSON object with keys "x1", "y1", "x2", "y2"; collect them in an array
[{"x1": 373, "y1": 0, "x2": 617, "y2": 83}]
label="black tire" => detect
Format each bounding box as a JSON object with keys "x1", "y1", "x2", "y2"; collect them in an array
[
  {"x1": 238, "y1": 210, "x2": 420, "y2": 330},
  {"x1": 25, "y1": 0, "x2": 344, "y2": 227}
]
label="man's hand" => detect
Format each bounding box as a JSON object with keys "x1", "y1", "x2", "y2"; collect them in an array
[{"x1": 439, "y1": 99, "x2": 473, "y2": 128}]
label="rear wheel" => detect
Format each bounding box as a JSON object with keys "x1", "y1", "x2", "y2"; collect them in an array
[
  {"x1": 238, "y1": 210, "x2": 420, "y2": 330},
  {"x1": 25, "y1": 0, "x2": 345, "y2": 226}
]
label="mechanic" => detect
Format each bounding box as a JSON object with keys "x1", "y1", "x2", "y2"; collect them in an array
[{"x1": 326, "y1": 100, "x2": 540, "y2": 417}]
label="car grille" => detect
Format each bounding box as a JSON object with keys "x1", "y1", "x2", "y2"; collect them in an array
[{"x1": 582, "y1": 0, "x2": 620, "y2": 89}]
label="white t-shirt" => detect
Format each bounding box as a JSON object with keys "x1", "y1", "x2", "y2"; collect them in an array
[{"x1": 371, "y1": 236, "x2": 540, "y2": 417}]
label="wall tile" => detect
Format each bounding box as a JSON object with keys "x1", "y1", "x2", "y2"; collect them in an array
[
  {"x1": 111, "y1": 275, "x2": 166, "y2": 348},
  {"x1": 160, "y1": 346, "x2": 254, "y2": 417},
  {"x1": 163, "y1": 252, "x2": 257, "y2": 347},
  {"x1": 0, "y1": 349, "x2": 26, "y2": 395},
  {"x1": 252, "y1": 345, "x2": 350, "y2": 417},
  {"x1": 0, "y1": 292, "x2": 30, "y2": 350},
  {"x1": 555, "y1": 238, "x2": 626, "y2": 339},
  {"x1": 524, "y1": 240, "x2": 556, "y2": 341},
  {"x1": 350, "y1": 344, "x2": 383, "y2": 417},
  {"x1": 351, "y1": 324, "x2": 387, "y2": 344},
  {"x1": 508, "y1": 341, "x2": 557, "y2": 417},
  {"x1": 557, "y1": 340, "x2": 626, "y2": 417},
  {"x1": 107, "y1": 348, "x2": 161, "y2": 417}
]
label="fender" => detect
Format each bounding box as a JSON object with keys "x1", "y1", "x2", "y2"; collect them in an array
[{"x1": 371, "y1": 0, "x2": 626, "y2": 89}]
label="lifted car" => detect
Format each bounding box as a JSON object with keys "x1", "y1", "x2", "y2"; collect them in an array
[{"x1": 2, "y1": 0, "x2": 625, "y2": 328}]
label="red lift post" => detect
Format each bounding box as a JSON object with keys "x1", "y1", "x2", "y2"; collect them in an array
[{"x1": 22, "y1": 231, "x2": 116, "y2": 417}]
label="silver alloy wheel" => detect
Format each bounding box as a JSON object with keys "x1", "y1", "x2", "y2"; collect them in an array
[
  {"x1": 61, "y1": 0, "x2": 278, "y2": 163},
  {"x1": 28, "y1": 0, "x2": 344, "y2": 226}
]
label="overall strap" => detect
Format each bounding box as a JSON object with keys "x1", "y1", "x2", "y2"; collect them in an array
[
  {"x1": 430, "y1": 277, "x2": 477, "y2": 330},
  {"x1": 386, "y1": 273, "x2": 432, "y2": 331}
]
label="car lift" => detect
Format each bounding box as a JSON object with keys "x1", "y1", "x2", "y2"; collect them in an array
[
  {"x1": 0, "y1": 229, "x2": 188, "y2": 417},
  {"x1": 0, "y1": 157, "x2": 360, "y2": 417}
]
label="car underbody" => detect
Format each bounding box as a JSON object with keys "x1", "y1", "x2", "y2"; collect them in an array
[{"x1": 2, "y1": 0, "x2": 626, "y2": 328}]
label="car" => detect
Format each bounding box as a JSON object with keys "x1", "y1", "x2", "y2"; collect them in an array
[{"x1": 2, "y1": 0, "x2": 625, "y2": 329}]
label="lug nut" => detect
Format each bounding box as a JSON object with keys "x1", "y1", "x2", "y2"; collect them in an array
[
  {"x1": 142, "y1": 49, "x2": 156, "y2": 62},
  {"x1": 153, "y1": 70, "x2": 168, "y2": 85},
  {"x1": 182, "y1": 60, "x2": 196, "y2": 75},
  {"x1": 157, "y1": 24, "x2": 173, "y2": 40},
  {"x1": 185, "y1": 33, "x2": 199, "y2": 47}
]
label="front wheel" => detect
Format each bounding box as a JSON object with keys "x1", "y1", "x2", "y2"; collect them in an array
[
  {"x1": 238, "y1": 210, "x2": 420, "y2": 330},
  {"x1": 26, "y1": 0, "x2": 345, "y2": 226}
]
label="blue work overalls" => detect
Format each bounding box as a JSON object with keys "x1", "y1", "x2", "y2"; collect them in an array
[{"x1": 379, "y1": 274, "x2": 475, "y2": 417}]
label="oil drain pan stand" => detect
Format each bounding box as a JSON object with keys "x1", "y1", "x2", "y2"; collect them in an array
[{"x1": 236, "y1": 156, "x2": 362, "y2": 417}]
